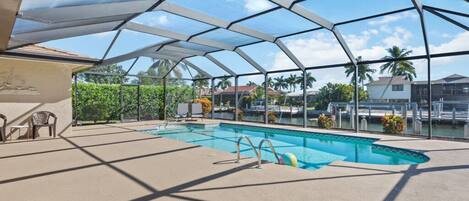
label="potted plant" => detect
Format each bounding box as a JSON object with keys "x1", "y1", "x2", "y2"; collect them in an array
[
  {"x1": 236, "y1": 109, "x2": 244, "y2": 121},
  {"x1": 267, "y1": 111, "x2": 277, "y2": 124},
  {"x1": 382, "y1": 115, "x2": 404, "y2": 134},
  {"x1": 318, "y1": 114, "x2": 333, "y2": 129}
]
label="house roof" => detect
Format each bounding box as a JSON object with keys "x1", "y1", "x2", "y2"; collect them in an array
[
  {"x1": 220, "y1": 86, "x2": 256, "y2": 94},
  {"x1": 3, "y1": 44, "x2": 98, "y2": 64},
  {"x1": 216, "y1": 85, "x2": 281, "y2": 96},
  {"x1": 366, "y1": 76, "x2": 411, "y2": 86},
  {"x1": 413, "y1": 74, "x2": 469, "y2": 85}
]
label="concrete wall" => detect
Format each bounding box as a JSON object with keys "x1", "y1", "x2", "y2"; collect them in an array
[
  {"x1": 0, "y1": 57, "x2": 83, "y2": 139},
  {"x1": 368, "y1": 84, "x2": 411, "y2": 102}
]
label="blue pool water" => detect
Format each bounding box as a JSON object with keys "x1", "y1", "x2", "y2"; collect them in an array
[{"x1": 145, "y1": 123, "x2": 428, "y2": 170}]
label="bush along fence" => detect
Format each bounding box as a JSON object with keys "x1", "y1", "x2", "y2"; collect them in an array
[{"x1": 72, "y1": 83, "x2": 193, "y2": 124}]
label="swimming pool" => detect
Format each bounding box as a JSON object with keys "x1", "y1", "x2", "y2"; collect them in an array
[{"x1": 145, "y1": 123, "x2": 429, "y2": 170}]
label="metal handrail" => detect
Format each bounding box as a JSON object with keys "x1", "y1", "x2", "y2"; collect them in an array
[
  {"x1": 236, "y1": 136, "x2": 259, "y2": 164},
  {"x1": 258, "y1": 139, "x2": 281, "y2": 168}
]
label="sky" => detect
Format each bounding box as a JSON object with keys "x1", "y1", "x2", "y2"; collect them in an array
[{"x1": 16, "y1": 0, "x2": 468, "y2": 91}]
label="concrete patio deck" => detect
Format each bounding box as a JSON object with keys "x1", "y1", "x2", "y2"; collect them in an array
[{"x1": 0, "y1": 120, "x2": 468, "y2": 201}]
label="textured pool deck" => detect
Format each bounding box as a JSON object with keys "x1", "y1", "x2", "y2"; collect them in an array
[{"x1": 1, "y1": 120, "x2": 469, "y2": 201}]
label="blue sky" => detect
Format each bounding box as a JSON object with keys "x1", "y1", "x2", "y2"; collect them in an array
[{"x1": 22, "y1": 0, "x2": 468, "y2": 90}]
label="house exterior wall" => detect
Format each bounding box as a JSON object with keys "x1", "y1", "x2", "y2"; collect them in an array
[
  {"x1": 411, "y1": 83, "x2": 469, "y2": 108},
  {"x1": 367, "y1": 84, "x2": 411, "y2": 102},
  {"x1": 0, "y1": 57, "x2": 80, "y2": 139}
]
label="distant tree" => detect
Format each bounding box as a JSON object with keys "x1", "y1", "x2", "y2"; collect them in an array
[
  {"x1": 135, "y1": 59, "x2": 189, "y2": 85},
  {"x1": 193, "y1": 74, "x2": 209, "y2": 97},
  {"x1": 344, "y1": 56, "x2": 376, "y2": 87},
  {"x1": 315, "y1": 83, "x2": 368, "y2": 110},
  {"x1": 286, "y1": 74, "x2": 298, "y2": 92},
  {"x1": 298, "y1": 72, "x2": 316, "y2": 90},
  {"x1": 79, "y1": 64, "x2": 127, "y2": 84},
  {"x1": 215, "y1": 77, "x2": 232, "y2": 106},
  {"x1": 273, "y1": 76, "x2": 288, "y2": 91},
  {"x1": 262, "y1": 77, "x2": 274, "y2": 88},
  {"x1": 246, "y1": 81, "x2": 257, "y2": 86}
]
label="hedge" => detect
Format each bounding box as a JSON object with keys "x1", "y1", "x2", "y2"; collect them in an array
[{"x1": 73, "y1": 83, "x2": 193, "y2": 123}]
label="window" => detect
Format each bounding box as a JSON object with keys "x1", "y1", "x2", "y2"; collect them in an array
[{"x1": 392, "y1": 84, "x2": 404, "y2": 91}]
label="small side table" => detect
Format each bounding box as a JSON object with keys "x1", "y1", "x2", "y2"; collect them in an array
[{"x1": 10, "y1": 125, "x2": 29, "y2": 140}]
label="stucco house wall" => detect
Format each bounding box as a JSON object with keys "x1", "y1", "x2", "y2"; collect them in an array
[
  {"x1": 367, "y1": 84, "x2": 411, "y2": 102},
  {"x1": 0, "y1": 57, "x2": 85, "y2": 139}
]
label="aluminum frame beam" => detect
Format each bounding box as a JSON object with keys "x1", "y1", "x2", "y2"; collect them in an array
[
  {"x1": 271, "y1": 0, "x2": 360, "y2": 132},
  {"x1": 162, "y1": 59, "x2": 183, "y2": 79},
  {"x1": 205, "y1": 54, "x2": 237, "y2": 76},
  {"x1": 124, "y1": 22, "x2": 236, "y2": 50},
  {"x1": 154, "y1": 1, "x2": 305, "y2": 75},
  {"x1": 423, "y1": 5, "x2": 469, "y2": 18},
  {"x1": 141, "y1": 52, "x2": 181, "y2": 61},
  {"x1": 234, "y1": 48, "x2": 267, "y2": 74},
  {"x1": 182, "y1": 60, "x2": 213, "y2": 78},
  {"x1": 157, "y1": 2, "x2": 276, "y2": 42},
  {"x1": 412, "y1": 0, "x2": 433, "y2": 139},
  {"x1": 102, "y1": 39, "x2": 177, "y2": 65},
  {"x1": 162, "y1": 45, "x2": 206, "y2": 56},
  {"x1": 424, "y1": 8, "x2": 469, "y2": 31},
  {"x1": 275, "y1": 39, "x2": 305, "y2": 70}
]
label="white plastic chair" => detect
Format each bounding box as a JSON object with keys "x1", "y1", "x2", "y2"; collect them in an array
[
  {"x1": 191, "y1": 103, "x2": 204, "y2": 121},
  {"x1": 176, "y1": 103, "x2": 189, "y2": 121}
]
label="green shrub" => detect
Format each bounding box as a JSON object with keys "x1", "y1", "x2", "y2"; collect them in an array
[
  {"x1": 382, "y1": 115, "x2": 404, "y2": 134},
  {"x1": 267, "y1": 112, "x2": 277, "y2": 124},
  {"x1": 73, "y1": 83, "x2": 191, "y2": 123},
  {"x1": 318, "y1": 114, "x2": 334, "y2": 129}
]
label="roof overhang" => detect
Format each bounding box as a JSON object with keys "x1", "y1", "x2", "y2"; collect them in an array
[{"x1": 0, "y1": 0, "x2": 22, "y2": 51}]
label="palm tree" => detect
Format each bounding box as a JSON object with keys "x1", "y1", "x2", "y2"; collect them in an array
[
  {"x1": 344, "y1": 56, "x2": 376, "y2": 87},
  {"x1": 246, "y1": 81, "x2": 257, "y2": 86},
  {"x1": 299, "y1": 72, "x2": 316, "y2": 90},
  {"x1": 378, "y1": 46, "x2": 416, "y2": 98},
  {"x1": 149, "y1": 59, "x2": 183, "y2": 79},
  {"x1": 273, "y1": 76, "x2": 289, "y2": 91},
  {"x1": 286, "y1": 74, "x2": 298, "y2": 92},
  {"x1": 216, "y1": 77, "x2": 232, "y2": 107},
  {"x1": 193, "y1": 74, "x2": 209, "y2": 97},
  {"x1": 262, "y1": 77, "x2": 274, "y2": 88}
]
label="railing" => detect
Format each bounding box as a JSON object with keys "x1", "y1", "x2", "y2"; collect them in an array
[
  {"x1": 258, "y1": 139, "x2": 281, "y2": 168},
  {"x1": 236, "y1": 136, "x2": 259, "y2": 164}
]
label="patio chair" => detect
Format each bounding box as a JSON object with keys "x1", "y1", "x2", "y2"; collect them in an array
[
  {"x1": 0, "y1": 114, "x2": 6, "y2": 142},
  {"x1": 31, "y1": 111, "x2": 57, "y2": 139},
  {"x1": 191, "y1": 103, "x2": 204, "y2": 121},
  {"x1": 175, "y1": 103, "x2": 189, "y2": 121}
]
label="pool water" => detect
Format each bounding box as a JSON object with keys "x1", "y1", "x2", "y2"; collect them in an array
[{"x1": 145, "y1": 123, "x2": 428, "y2": 171}]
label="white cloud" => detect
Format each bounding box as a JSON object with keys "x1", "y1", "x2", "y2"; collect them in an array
[
  {"x1": 368, "y1": 11, "x2": 418, "y2": 26},
  {"x1": 157, "y1": 15, "x2": 169, "y2": 25},
  {"x1": 244, "y1": 0, "x2": 272, "y2": 13},
  {"x1": 382, "y1": 26, "x2": 413, "y2": 47}
]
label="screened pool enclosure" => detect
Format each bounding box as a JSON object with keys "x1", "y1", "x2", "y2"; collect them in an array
[{"x1": 2, "y1": 0, "x2": 469, "y2": 139}]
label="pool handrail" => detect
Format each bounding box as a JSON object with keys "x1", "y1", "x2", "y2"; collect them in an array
[
  {"x1": 258, "y1": 139, "x2": 282, "y2": 168},
  {"x1": 236, "y1": 136, "x2": 259, "y2": 165}
]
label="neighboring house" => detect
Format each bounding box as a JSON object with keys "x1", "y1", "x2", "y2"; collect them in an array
[
  {"x1": 411, "y1": 74, "x2": 469, "y2": 107},
  {"x1": 213, "y1": 86, "x2": 281, "y2": 106},
  {"x1": 285, "y1": 90, "x2": 319, "y2": 103},
  {"x1": 366, "y1": 76, "x2": 412, "y2": 103}
]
